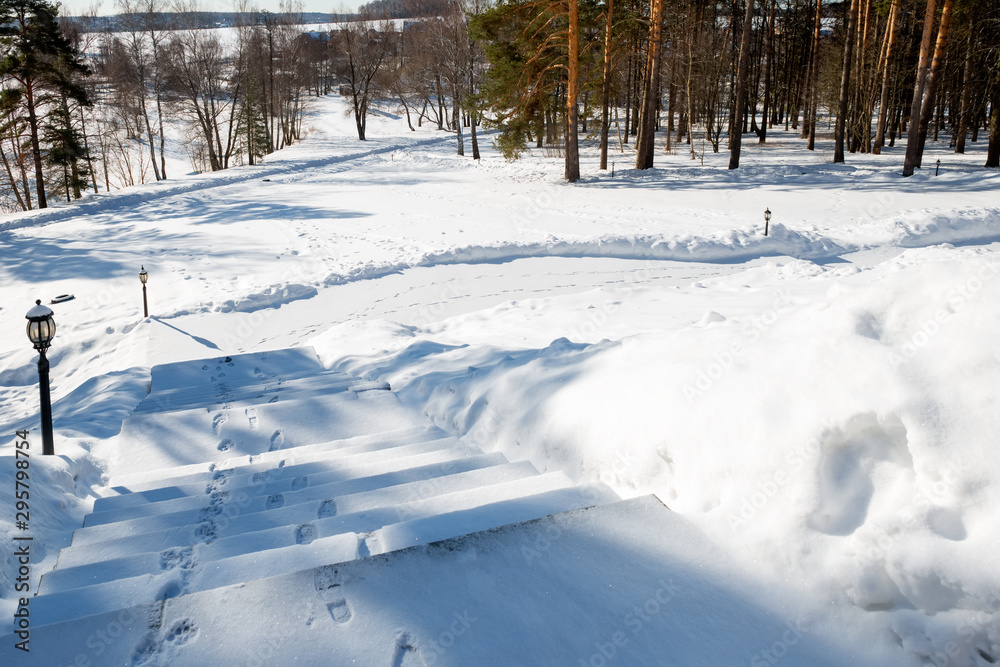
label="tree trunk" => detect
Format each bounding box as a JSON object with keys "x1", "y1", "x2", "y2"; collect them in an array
[
  {"x1": 759, "y1": 0, "x2": 774, "y2": 144},
  {"x1": 913, "y1": 0, "x2": 955, "y2": 167},
  {"x1": 987, "y1": 101, "x2": 1000, "y2": 168},
  {"x1": 565, "y1": 0, "x2": 581, "y2": 182},
  {"x1": 833, "y1": 0, "x2": 860, "y2": 163},
  {"x1": 636, "y1": 0, "x2": 664, "y2": 169},
  {"x1": 25, "y1": 83, "x2": 46, "y2": 209},
  {"x1": 470, "y1": 112, "x2": 480, "y2": 160},
  {"x1": 954, "y1": 26, "x2": 973, "y2": 154},
  {"x1": 454, "y1": 97, "x2": 464, "y2": 156},
  {"x1": 872, "y1": 0, "x2": 900, "y2": 154},
  {"x1": 599, "y1": 0, "x2": 615, "y2": 170},
  {"x1": 806, "y1": 0, "x2": 821, "y2": 149},
  {"x1": 902, "y1": 0, "x2": 938, "y2": 176},
  {"x1": 729, "y1": 0, "x2": 755, "y2": 169}
]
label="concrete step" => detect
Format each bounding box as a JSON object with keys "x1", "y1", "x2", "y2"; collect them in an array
[
  {"x1": 31, "y1": 476, "x2": 608, "y2": 628},
  {"x1": 92, "y1": 427, "x2": 450, "y2": 517},
  {"x1": 131, "y1": 369, "x2": 370, "y2": 416},
  {"x1": 55, "y1": 447, "x2": 492, "y2": 570},
  {"x1": 70, "y1": 444, "x2": 487, "y2": 548},
  {"x1": 112, "y1": 389, "x2": 422, "y2": 477},
  {"x1": 41, "y1": 461, "x2": 547, "y2": 595},
  {"x1": 146, "y1": 347, "x2": 326, "y2": 394},
  {"x1": 74, "y1": 448, "x2": 515, "y2": 548}
]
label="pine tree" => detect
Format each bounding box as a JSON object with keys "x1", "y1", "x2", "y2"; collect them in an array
[{"x1": 0, "y1": 0, "x2": 91, "y2": 207}]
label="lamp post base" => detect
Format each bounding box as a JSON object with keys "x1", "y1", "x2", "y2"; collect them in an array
[{"x1": 38, "y1": 351, "x2": 54, "y2": 456}]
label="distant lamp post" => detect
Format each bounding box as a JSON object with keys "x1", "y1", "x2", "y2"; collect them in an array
[
  {"x1": 139, "y1": 265, "x2": 149, "y2": 318},
  {"x1": 935, "y1": 159, "x2": 941, "y2": 176},
  {"x1": 25, "y1": 300, "x2": 56, "y2": 456},
  {"x1": 764, "y1": 208, "x2": 772, "y2": 237}
]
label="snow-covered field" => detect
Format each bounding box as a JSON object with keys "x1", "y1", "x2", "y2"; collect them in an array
[{"x1": 2, "y1": 95, "x2": 1000, "y2": 665}]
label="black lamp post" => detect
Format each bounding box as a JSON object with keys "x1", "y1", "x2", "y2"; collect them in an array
[
  {"x1": 935, "y1": 159, "x2": 941, "y2": 176},
  {"x1": 764, "y1": 208, "x2": 772, "y2": 237},
  {"x1": 25, "y1": 300, "x2": 56, "y2": 456},
  {"x1": 139, "y1": 265, "x2": 149, "y2": 318}
]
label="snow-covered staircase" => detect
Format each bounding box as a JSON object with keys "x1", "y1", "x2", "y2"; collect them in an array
[{"x1": 22, "y1": 347, "x2": 621, "y2": 641}]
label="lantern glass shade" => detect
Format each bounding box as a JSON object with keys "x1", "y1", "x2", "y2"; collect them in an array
[
  {"x1": 26, "y1": 300, "x2": 56, "y2": 351},
  {"x1": 764, "y1": 208, "x2": 772, "y2": 222},
  {"x1": 139, "y1": 266, "x2": 148, "y2": 284}
]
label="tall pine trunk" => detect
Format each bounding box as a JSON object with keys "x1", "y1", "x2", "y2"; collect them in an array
[
  {"x1": 599, "y1": 0, "x2": 615, "y2": 170},
  {"x1": 806, "y1": 0, "x2": 821, "y2": 149},
  {"x1": 565, "y1": 0, "x2": 581, "y2": 182},
  {"x1": 25, "y1": 83, "x2": 46, "y2": 209},
  {"x1": 729, "y1": 0, "x2": 755, "y2": 169},
  {"x1": 987, "y1": 100, "x2": 1000, "y2": 168},
  {"x1": 833, "y1": 0, "x2": 860, "y2": 163},
  {"x1": 955, "y1": 26, "x2": 974, "y2": 154},
  {"x1": 759, "y1": 0, "x2": 774, "y2": 144},
  {"x1": 903, "y1": 0, "x2": 938, "y2": 177},
  {"x1": 913, "y1": 0, "x2": 954, "y2": 167},
  {"x1": 636, "y1": 0, "x2": 664, "y2": 169},
  {"x1": 872, "y1": 0, "x2": 900, "y2": 154}
]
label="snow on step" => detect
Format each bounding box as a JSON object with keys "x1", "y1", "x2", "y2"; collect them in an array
[
  {"x1": 5, "y1": 496, "x2": 861, "y2": 667},
  {"x1": 71, "y1": 448, "x2": 511, "y2": 548},
  {"x1": 115, "y1": 389, "x2": 415, "y2": 477},
  {"x1": 100, "y1": 425, "x2": 439, "y2": 501},
  {"x1": 87, "y1": 438, "x2": 461, "y2": 527},
  {"x1": 56, "y1": 447, "x2": 497, "y2": 570},
  {"x1": 88, "y1": 434, "x2": 461, "y2": 525},
  {"x1": 66, "y1": 446, "x2": 486, "y2": 550},
  {"x1": 30, "y1": 532, "x2": 362, "y2": 628},
  {"x1": 31, "y1": 475, "x2": 603, "y2": 627},
  {"x1": 146, "y1": 348, "x2": 325, "y2": 394},
  {"x1": 374, "y1": 481, "x2": 617, "y2": 554},
  {"x1": 84, "y1": 447, "x2": 517, "y2": 529},
  {"x1": 130, "y1": 370, "x2": 362, "y2": 416},
  {"x1": 41, "y1": 462, "x2": 555, "y2": 595}
]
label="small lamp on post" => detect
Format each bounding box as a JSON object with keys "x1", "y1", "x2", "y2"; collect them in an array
[
  {"x1": 25, "y1": 300, "x2": 56, "y2": 456},
  {"x1": 764, "y1": 207, "x2": 772, "y2": 237},
  {"x1": 935, "y1": 159, "x2": 941, "y2": 176},
  {"x1": 139, "y1": 265, "x2": 149, "y2": 318}
]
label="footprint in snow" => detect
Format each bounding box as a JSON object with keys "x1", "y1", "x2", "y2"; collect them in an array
[
  {"x1": 246, "y1": 407, "x2": 258, "y2": 429},
  {"x1": 296, "y1": 523, "x2": 317, "y2": 545},
  {"x1": 327, "y1": 599, "x2": 352, "y2": 624},
  {"x1": 392, "y1": 633, "x2": 426, "y2": 667},
  {"x1": 164, "y1": 618, "x2": 199, "y2": 646},
  {"x1": 211, "y1": 412, "x2": 228, "y2": 435},
  {"x1": 269, "y1": 430, "x2": 285, "y2": 451},
  {"x1": 217, "y1": 439, "x2": 235, "y2": 452}
]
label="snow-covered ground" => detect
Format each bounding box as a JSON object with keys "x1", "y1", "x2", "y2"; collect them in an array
[{"x1": 2, "y1": 95, "x2": 999, "y2": 665}]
